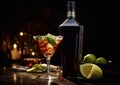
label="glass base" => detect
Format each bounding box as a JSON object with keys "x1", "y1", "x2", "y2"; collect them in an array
[{"x1": 40, "y1": 74, "x2": 58, "y2": 79}]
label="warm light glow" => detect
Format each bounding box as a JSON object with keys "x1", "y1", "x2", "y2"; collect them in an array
[
  {"x1": 48, "y1": 78, "x2": 52, "y2": 85},
  {"x1": 3, "y1": 41, "x2": 7, "y2": 45},
  {"x1": 20, "y1": 32, "x2": 24, "y2": 36},
  {"x1": 13, "y1": 43, "x2": 17, "y2": 49},
  {"x1": 31, "y1": 52, "x2": 35, "y2": 56},
  {"x1": 11, "y1": 44, "x2": 21, "y2": 60},
  {"x1": 13, "y1": 73, "x2": 17, "y2": 84},
  {"x1": 19, "y1": 50, "x2": 21, "y2": 54}
]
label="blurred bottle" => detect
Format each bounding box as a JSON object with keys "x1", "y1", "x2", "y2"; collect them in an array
[
  {"x1": 59, "y1": 1, "x2": 84, "y2": 78},
  {"x1": 0, "y1": 40, "x2": 11, "y2": 67}
]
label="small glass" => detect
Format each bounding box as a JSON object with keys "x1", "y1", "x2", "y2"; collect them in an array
[{"x1": 23, "y1": 58, "x2": 41, "y2": 67}]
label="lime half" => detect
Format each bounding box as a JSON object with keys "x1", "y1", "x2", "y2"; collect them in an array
[{"x1": 80, "y1": 63, "x2": 103, "y2": 79}]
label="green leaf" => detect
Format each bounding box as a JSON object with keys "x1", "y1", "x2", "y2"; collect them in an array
[
  {"x1": 46, "y1": 36, "x2": 56, "y2": 45},
  {"x1": 32, "y1": 64, "x2": 43, "y2": 71}
]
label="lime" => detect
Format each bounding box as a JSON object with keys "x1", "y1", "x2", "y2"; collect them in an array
[
  {"x1": 80, "y1": 63, "x2": 103, "y2": 79},
  {"x1": 27, "y1": 64, "x2": 43, "y2": 72},
  {"x1": 95, "y1": 57, "x2": 107, "y2": 65},
  {"x1": 83, "y1": 54, "x2": 96, "y2": 63}
]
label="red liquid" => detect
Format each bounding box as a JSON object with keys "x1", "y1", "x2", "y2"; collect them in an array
[
  {"x1": 36, "y1": 39, "x2": 62, "y2": 59},
  {"x1": 24, "y1": 58, "x2": 41, "y2": 67}
]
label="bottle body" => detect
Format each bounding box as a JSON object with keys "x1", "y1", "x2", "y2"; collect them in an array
[
  {"x1": 59, "y1": 23, "x2": 84, "y2": 78},
  {"x1": 59, "y1": 1, "x2": 84, "y2": 78}
]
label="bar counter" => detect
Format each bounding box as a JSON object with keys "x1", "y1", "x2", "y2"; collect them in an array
[
  {"x1": 0, "y1": 63, "x2": 120, "y2": 85},
  {"x1": 0, "y1": 66, "x2": 78, "y2": 85}
]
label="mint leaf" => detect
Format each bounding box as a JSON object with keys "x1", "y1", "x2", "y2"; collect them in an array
[{"x1": 46, "y1": 36, "x2": 56, "y2": 45}]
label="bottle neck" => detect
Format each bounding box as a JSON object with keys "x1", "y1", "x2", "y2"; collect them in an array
[
  {"x1": 67, "y1": 11, "x2": 76, "y2": 19},
  {"x1": 67, "y1": 1, "x2": 76, "y2": 19}
]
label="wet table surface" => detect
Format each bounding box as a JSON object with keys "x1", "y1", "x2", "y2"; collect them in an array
[
  {"x1": 0, "y1": 66, "x2": 78, "y2": 85},
  {"x1": 0, "y1": 64, "x2": 120, "y2": 85}
]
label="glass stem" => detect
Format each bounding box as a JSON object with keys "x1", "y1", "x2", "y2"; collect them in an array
[{"x1": 46, "y1": 59, "x2": 50, "y2": 75}]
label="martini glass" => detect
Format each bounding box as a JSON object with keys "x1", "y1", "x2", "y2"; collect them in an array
[{"x1": 33, "y1": 33, "x2": 63, "y2": 79}]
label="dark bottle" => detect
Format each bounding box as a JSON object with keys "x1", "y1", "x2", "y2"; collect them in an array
[{"x1": 59, "y1": 1, "x2": 84, "y2": 78}]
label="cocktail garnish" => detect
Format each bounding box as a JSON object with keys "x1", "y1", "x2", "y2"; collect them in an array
[
  {"x1": 45, "y1": 36, "x2": 56, "y2": 45},
  {"x1": 33, "y1": 35, "x2": 45, "y2": 40},
  {"x1": 33, "y1": 34, "x2": 56, "y2": 45}
]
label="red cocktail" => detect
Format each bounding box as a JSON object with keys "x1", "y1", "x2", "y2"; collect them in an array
[{"x1": 33, "y1": 33, "x2": 63, "y2": 79}]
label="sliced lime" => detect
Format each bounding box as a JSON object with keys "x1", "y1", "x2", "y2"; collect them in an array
[
  {"x1": 80, "y1": 63, "x2": 103, "y2": 79},
  {"x1": 27, "y1": 64, "x2": 43, "y2": 72}
]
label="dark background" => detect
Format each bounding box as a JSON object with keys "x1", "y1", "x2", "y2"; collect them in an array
[{"x1": 0, "y1": 0, "x2": 119, "y2": 68}]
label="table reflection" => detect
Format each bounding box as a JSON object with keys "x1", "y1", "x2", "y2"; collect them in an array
[{"x1": 0, "y1": 66, "x2": 78, "y2": 85}]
